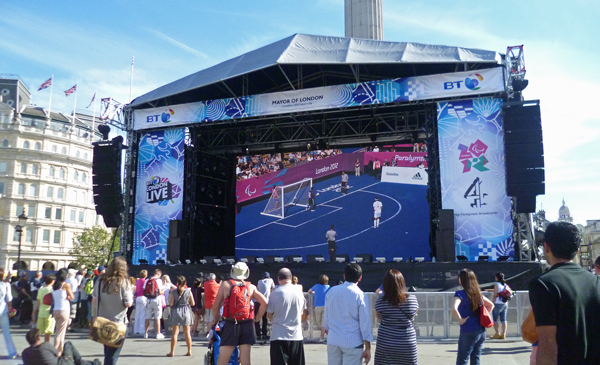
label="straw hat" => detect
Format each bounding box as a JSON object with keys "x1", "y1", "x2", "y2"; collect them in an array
[{"x1": 230, "y1": 262, "x2": 250, "y2": 280}]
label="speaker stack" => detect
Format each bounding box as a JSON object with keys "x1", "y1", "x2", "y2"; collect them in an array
[
  {"x1": 167, "y1": 220, "x2": 183, "y2": 263},
  {"x1": 435, "y1": 209, "x2": 455, "y2": 262},
  {"x1": 503, "y1": 101, "x2": 545, "y2": 213},
  {"x1": 92, "y1": 137, "x2": 124, "y2": 228}
]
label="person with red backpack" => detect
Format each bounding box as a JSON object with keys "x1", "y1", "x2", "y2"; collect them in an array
[
  {"x1": 209, "y1": 262, "x2": 268, "y2": 365},
  {"x1": 143, "y1": 269, "x2": 164, "y2": 339}
]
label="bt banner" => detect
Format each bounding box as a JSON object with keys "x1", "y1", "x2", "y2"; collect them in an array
[{"x1": 437, "y1": 98, "x2": 514, "y2": 261}]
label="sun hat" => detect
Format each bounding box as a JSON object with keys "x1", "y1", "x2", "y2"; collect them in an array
[{"x1": 230, "y1": 262, "x2": 250, "y2": 280}]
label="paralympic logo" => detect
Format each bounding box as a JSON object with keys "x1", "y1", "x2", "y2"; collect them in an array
[
  {"x1": 465, "y1": 74, "x2": 483, "y2": 90},
  {"x1": 245, "y1": 185, "x2": 257, "y2": 197}
]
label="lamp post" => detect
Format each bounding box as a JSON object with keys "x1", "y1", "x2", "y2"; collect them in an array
[{"x1": 15, "y1": 213, "x2": 28, "y2": 275}]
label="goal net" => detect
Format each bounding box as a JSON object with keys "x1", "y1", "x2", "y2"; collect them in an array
[{"x1": 261, "y1": 178, "x2": 312, "y2": 218}]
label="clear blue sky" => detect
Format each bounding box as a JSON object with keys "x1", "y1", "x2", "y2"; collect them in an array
[{"x1": 1, "y1": 1, "x2": 599, "y2": 225}]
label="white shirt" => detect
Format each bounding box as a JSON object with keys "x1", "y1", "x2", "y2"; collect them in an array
[
  {"x1": 0, "y1": 281, "x2": 12, "y2": 313},
  {"x1": 324, "y1": 281, "x2": 373, "y2": 348},
  {"x1": 373, "y1": 201, "x2": 383, "y2": 213},
  {"x1": 266, "y1": 283, "x2": 305, "y2": 341},
  {"x1": 257, "y1": 278, "x2": 275, "y2": 301}
]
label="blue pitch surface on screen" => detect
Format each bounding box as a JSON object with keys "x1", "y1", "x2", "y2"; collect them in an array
[{"x1": 235, "y1": 173, "x2": 431, "y2": 261}]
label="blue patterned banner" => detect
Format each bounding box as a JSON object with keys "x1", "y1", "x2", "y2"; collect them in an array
[
  {"x1": 437, "y1": 98, "x2": 514, "y2": 261},
  {"x1": 132, "y1": 128, "x2": 185, "y2": 264},
  {"x1": 134, "y1": 68, "x2": 505, "y2": 130}
]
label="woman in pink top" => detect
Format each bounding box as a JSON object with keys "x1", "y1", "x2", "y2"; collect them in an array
[{"x1": 133, "y1": 270, "x2": 148, "y2": 335}]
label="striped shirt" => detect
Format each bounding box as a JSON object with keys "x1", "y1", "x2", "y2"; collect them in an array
[{"x1": 324, "y1": 281, "x2": 373, "y2": 348}]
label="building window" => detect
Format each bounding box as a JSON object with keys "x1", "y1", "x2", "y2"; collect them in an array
[
  {"x1": 16, "y1": 204, "x2": 24, "y2": 216},
  {"x1": 29, "y1": 184, "x2": 38, "y2": 197},
  {"x1": 18, "y1": 183, "x2": 25, "y2": 195},
  {"x1": 61, "y1": 147, "x2": 67, "y2": 154},
  {"x1": 2, "y1": 140, "x2": 8, "y2": 148},
  {"x1": 20, "y1": 162, "x2": 27, "y2": 173},
  {"x1": 26, "y1": 228, "x2": 33, "y2": 243},
  {"x1": 80, "y1": 192, "x2": 86, "y2": 203},
  {"x1": 70, "y1": 209, "x2": 76, "y2": 222},
  {"x1": 13, "y1": 229, "x2": 19, "y2": 242},
  {"x1": 46, "y1": 186, "x2": 54, "y2": 198},
  {"x1": 32, "y1": 164, "x2": 39, "y2": 175},
  {"x1": 45, "y1": 207, "x2": 52, "y2": 219},
  {"x1": 78, "y1": 211, "x2": 84, "y2": 223},
  {"x1": 43, "y1": 230, "x2": 50, "y2": 243},
  {"x1": 28, "y1": 205, "x2": 35, "y2": 218},
  {"x1": 49, "y1": 166, "x2": 55, "y2": 177},
  {"x1": 53, "y1": 231, "x2": 61, "y2": 244},
  {"x1": 23, "y1": 141, "x2": 30, "y2": 149},
  {"x1": 59, "y1": 168, "x2": 65, "y2": 179},
  {"x1": 82, "y1": 173, "x2": 87, "y2": 183},
  {"x1": 51, "y1": 145, "x2": 57, "y2": 153},
  {"x1": 55, "y1": 208, "x2": 62, "y2": 220},
  {"x1": 73, "y1": 171, "x2": 79, "y2": 181},
  {"x1": 76, "y1": 150, "x2": 80, "y2": 158},
  {"x1": 57, "y1": 188, "x2": 64, "y2": 199},
  {"x1": 0, "y1": 182, "x2": 4, "y2": 195},
  {"x1": 84, "y1": 152, "x2": 88, "y2": 160},
  {"x1": 34, "y1": 142, "x2": 41, "y2": 150},
  {"x1": 0, "y1": 162, "x2": 6, "y2": 172}
]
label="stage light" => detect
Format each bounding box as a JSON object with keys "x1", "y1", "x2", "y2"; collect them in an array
[
  {"x1": 226, "y1": 258, "x2": 235, "y2": 264},
  {"x1": 478, "y1": 255, "x2": 489, "y2": 262},
  {"x1": 213, "y1": 259, "x2": 222, "y2": 264},
  {"x1": 139, "y1": 259, "x2": 148, "y2": 265},
  {"x1": 98, "y1": 124, "x2": 110, "y2": 140},
  {"x1": 375, "y1": 257, "x2": 386, "y2": 263},
  {"x1": 414, "y1": 257, "x2": 425, "y2": 262},
  {"x1": 335, "y1": 257, "x2": 346, "y2": 263},
  {"x1": 257, "y1": 257, "x2": 265, "y2": 264},
  {"x1": 498, "y1": 255, "x2": 510, "y2": 262},
  {"x1": 185, "y1": 259, "x2": 191, "y2": 265},
  {"x1": 315, "y1": 257, "x2": 325, "y2": 262},
  {"x1": 393, "y1": 257, "x2": 404, "y2": 263},
  {"x1": 353, "y1": 257, "x2": 364, "y2": 263},
  {"x1": 156, "y1": 259, "x2": 165, "y2": 265},
  {"x1": 456, "y1": 255, "x2": 469, "y2": 262},
  {"x1": 241, "y1": 258, "x2": 248, "y2": 263},
  {"x1": 199, "y1": 259, "x2": 207, "y2": 264},
  {"x1": 274, "y1": 257, "x2": 284, "y2": 263},
  {"x1": 512, "y1": 78, "x2": 529, "y2": 92},
  {"x1": 293, "y1": 257, "x2": 302, "y2": 263}
]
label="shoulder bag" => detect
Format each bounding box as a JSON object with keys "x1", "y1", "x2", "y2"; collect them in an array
[
  {"x1": 521, "y1": 309, "x2": 538, "y2": 343},
  {"x1": 479, "y1": 302, "x2": 494, "y2": 328},
  {"x1": 89, "y1": 280, "x2": 127, "y2": 348}
]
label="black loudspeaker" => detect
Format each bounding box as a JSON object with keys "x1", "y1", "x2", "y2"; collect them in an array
[
  {"x1": 503, "y1": 101, "x2": 544, "y2": 213},
  {"x1": 285, "y1": 255, "x2": 302, "y2": 263},
  {"x1": 436, "y1": 209, "x2": 455, "y2": 262},
  {"x1": 355, "y1": 253, "x2": 373, "y2": 263},
  {"x1": 92, "y1": 138, "x2": 124, "y2": 228},
  {"x1": 333, "y1": 254, "x2": 350, "y2": 263},
  {"x1": 307, "y1": 255, "x2": 325, "y2": 263},
  {"x1": 241, "y1": 256, "x2": 258, "y2": 264},
  {"x1": 265, "y1": 255, "x2": 284, "y2": 264},
  {"x1": 167, "y1": 237, "x2": 181, "y2": 263},
  {"x1": 169, "y1": 220, "x2": 182, "y2": 238}
]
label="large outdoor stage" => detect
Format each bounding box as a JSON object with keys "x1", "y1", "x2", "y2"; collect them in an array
[{"x1": 131, "y1": 261, "x2": 542, "y2": 291}]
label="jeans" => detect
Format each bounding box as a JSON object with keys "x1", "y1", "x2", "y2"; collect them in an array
[
  {"x1": 492, "y1": 303, "x2": 507, "y2": 323},
  {"x1": 456, "y1": 329, "x2": 486, "y2": 365},
  {"x1": 327, "y1": 344, "x2": 363, "y2": 365},
  {"x1": 0, "y1": 307, "x2": 17, "y2": 357},
  {"x1": 59, "y1": 341, "x2": 96, "y2": 365},
  {"x1": 254, "y1": 302, "x2": 268, "y2": 338},
  {"x1": 103, "y1": 327, "x2": 128, "y2": 365}
]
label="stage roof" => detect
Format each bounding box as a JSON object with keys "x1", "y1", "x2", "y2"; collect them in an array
[{"x1": 131, "y1": 33, "x2": 503, "y2": 109}]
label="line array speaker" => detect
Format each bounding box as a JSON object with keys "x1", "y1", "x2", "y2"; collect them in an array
[
  {"x1": 435, "y1": 209, "x2": 455, "y2": 262},
  {"x1": 92, "y1": 137, "x2": 124, "y2": 227}
]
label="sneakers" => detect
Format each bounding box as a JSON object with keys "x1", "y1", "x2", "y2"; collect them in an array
[
  {"x1": 143, "y1": 333, "x2": 148, "y2": 339},
  {"x1": 490, "y1": 333, "x2": 505, "y2": 339},
  {"x1": 156, "y1": 333, "x2": 165, "y2": 339},
  {"x1": 318, "y1": 338, "x2": 326, "y2": 343}
]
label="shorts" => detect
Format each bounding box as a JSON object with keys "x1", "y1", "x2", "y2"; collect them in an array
[
  {"x1": 206, "y1": 309, "x2": 214, "y2": 324},
  {"x1": 374, "y1": 211, "x2": 381, "y2": 219},
  {"x1": 145, "y1": 299, "x2": 163, "y2": 320},
  {"x1": 492, "y1": 302, "x2": 508, "y2": 322},
  {"x1": 70, "y1": 302, "x2": 78, "y2": 319},
  {"x1": 220, "y1": 320, "x2": 256, "y2": 346},
  {"x1": 32, "y1": 300, "x2": 40, "y2": 311},
  {"x1": 37, "y1": 316, "x2": 55, "y2": 335},
  {"x1": 314, "y1": 306, "x2": 325, "y2": 328}
]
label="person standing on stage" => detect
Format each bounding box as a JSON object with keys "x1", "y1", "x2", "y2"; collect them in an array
[
  {"x1": 355, "y1": 158, "x2": 361, "y2": 176},
  {"x1": 307, "y1": 187, "x2": 316, "y2": 211},
  {"x1": 326, "y1": 225, "x2": 337, "y2": 262},
  {"x1": 340, "y1": 172, "x2": 349, "y2": 195},
  {"x1": 373, "y1": 197, "x2": 383, "y2": 228}
]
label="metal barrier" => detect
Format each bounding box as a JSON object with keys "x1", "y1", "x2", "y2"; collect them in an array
[{"x1": 303, "y1": 291, "x2": 530, "y2": 341}]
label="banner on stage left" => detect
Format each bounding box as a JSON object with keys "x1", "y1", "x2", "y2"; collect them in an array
[{"x1": 132, "y1": 128, "x2": 185, "y2": 265}]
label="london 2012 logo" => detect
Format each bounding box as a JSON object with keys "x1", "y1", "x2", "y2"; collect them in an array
[
  {"x1": 146, "y1": 176, "x2": 181, "y2": 205},
  {"x1": 458, "y1": 139, "x2": 489, "y2": 173}
]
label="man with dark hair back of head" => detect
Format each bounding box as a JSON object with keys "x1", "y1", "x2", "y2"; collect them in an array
[
  {"x1": 529, "y1": 221, "x2": 600, "y2": 364},
  {"x1": 22, "y1": 328, "x2": 99, "y2": 365},
  {"x1": 324, "y1": 263, "x2": 372, "y2": 364},
  {"x1": 267, "y1": 268, "x2": 306, "y2": 365}
]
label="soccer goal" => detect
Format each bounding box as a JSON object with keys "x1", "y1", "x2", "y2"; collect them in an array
[{"x1": 261, "y1": 178, "x2": 312, "y2": 218}]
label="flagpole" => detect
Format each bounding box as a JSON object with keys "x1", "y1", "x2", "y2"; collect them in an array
[
  {"x1": 129, "y1": 56, "x2": 134, "y2": 102},
  {"x1": 48, "y1": 75, "x2": 54, "y2": 120},
  {"x1": 92, "y1": 93, "x2": 97, "y2": 141},
  {"x1": 72, "y1": 83, "x2": 78, "y2": 124}
]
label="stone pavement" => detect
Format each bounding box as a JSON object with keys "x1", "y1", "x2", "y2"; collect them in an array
[{"x1": 3, "y1": 325, "x2": 533, "y2": 364}]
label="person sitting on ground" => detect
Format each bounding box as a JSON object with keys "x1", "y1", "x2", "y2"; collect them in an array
[{"x1": 22, "y1": 328, "x2": 100, "y2": 365}]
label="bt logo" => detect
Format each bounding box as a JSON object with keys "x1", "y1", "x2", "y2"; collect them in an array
[
  {"x1": 444, "y1": 74, "x2": 483, "y2": 90},
  {"x1": 146, "y1": 108, "x2": 175, "y2": 123}
]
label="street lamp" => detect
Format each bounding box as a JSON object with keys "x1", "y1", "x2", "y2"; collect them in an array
[{"x1": 15, "y1": 213, "x2": 28, "y2": 275}]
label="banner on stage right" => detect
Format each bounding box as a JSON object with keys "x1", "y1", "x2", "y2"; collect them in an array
[{"x1": 437, "y1": 97, "x2": 514, "y2": 261}]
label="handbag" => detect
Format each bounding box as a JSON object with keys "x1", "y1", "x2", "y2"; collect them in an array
[
  {"x1": 479, "y1": 303, "x2": 494, "y2": 328},
  {"x1": 89, "y1": 280, "x2": 127, "y2": 348},
  {"x1": 521, "y1": 309, "x2": 538, "y2": 344}
]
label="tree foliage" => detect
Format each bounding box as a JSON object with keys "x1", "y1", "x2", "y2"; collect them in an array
[{"x1": 69, "y1": 226, "x2": 119, "y2": 270}]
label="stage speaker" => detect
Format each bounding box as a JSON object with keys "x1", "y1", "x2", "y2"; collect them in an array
[
  {"x1": 92, "y1": 137, "x2": 124, "y2": 228},
  {"x1": 221, "y1": 256, "x2": 238, "y2": 264},
  {"x1": 203, "y1": 256, "x2": 218, "y2": 264},
  {"x1": 265, "y1": 255, "x2": 284, "y2": 264},
  {"x1": 307, "y1": 255, "x2": 325, "y2": 263},
  {"x1": 334, "y1": 254, "x2": 350, "y2": 263},
  {"x1": 285, "y1": 255, "x2": 302, "y2": 263},
  {"x1": 167, "y1": 237, "x2": 181, "y2": 263},
  {"x1": 169, "y1": 220, "x2": 183, "y2": 238},
  {"x1": 514, "y1": 195, "x2": 537, "y2": 214},
  {"x1": 355, "y1": 253, "x2": 373, "y2": 263},
  {"x1": 241, "y1": 256, "x2": 257, "y2": 264},
  {"x1": 436, "y1": 209, "x2": 455, "y2": 262}
]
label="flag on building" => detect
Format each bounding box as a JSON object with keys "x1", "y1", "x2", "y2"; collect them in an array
[
  {"x1": 64, "y1": 84, "x2": 77, "y2": 96},
  {"x1": 38, "y1": 77, "x2": 52, "y2": 91},
  {"x1": 86, "y1": 92, "x2": 96, "y2": 108}
]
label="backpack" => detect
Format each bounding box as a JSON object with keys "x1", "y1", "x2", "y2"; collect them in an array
[
  {"x1": 84, "y1": 277, "x2": 95, "y2": 296},
  {"x1": 144, "y1": 278, "x2": 160, "y2": 299},
  {"x1": 222, "y1": 280, "x2": 254, "y2": 321},
  {"x1": 498, "y1": 284, "x2": 514, "y2": 302}
]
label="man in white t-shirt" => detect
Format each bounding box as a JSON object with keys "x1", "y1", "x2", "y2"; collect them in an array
[
  {"x1": 373, "y1": 197, "x2": 383, "y2": 228},
  {"x1": 144, "y1": 269, "x2": 164, "y2": 339},
  {"x1": 267, "y1": 268, "x2": 306, "y2": 365},
  {"x1": 255, "y1": 272, "x2": 275, "y2": 341}
]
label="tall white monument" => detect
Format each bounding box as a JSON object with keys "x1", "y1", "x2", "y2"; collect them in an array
[{"x1": 344, "y1": 0, "x2": 384, "y2": 40}]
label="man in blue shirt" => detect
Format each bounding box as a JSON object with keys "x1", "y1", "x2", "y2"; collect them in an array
[
  {"x1": 308, "y1": 275, "x2": 330, "y2": 342},
  {"x1": 324, "y1": 264, "x2": 372, "y2": 365}
]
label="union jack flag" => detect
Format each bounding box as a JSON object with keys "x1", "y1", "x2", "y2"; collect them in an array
[
  {"x1": 38, "y1": 77, "x2": 52, "y2": 91},
  {"x1": 64, "y1": 84, "x2": 77, "y2": 96},
  {"x1": 86, "y1": 92, "x2": 96, "y2": 108}
]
